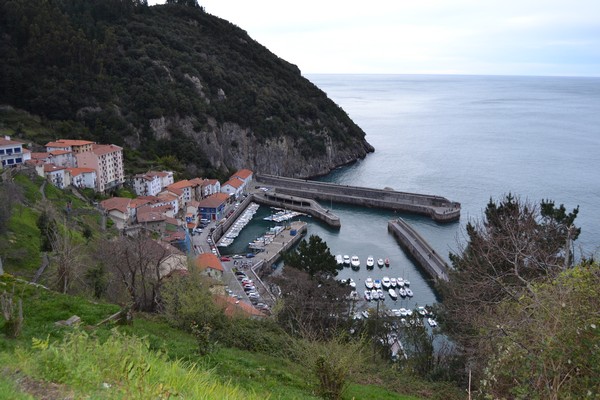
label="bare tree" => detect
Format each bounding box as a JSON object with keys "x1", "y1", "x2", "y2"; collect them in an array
[
  {"x1": 98, "y1": 233, "x2": 171, "y2": 312},
  {"x1": 48, "y1": 223, "x2": 85, "y2": 294}
]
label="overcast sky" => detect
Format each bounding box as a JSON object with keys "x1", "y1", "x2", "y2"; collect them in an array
[{"x1": 149, "y1": 1, "x2": 600, "y2": 77}]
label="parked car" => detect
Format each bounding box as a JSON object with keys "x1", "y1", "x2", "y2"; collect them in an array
[
  {"x1": 234, "y1": 271, "x2": 246, "y2": 276},
  {"x1": 232, "y1": 254, "x2": 243, "y2": 259},
  {"x1": 220, "y1": 256, "x2": 231, "y2": 262},
  {"x1": 246, "y1": 253, "x2": 255, "y2": 258}
]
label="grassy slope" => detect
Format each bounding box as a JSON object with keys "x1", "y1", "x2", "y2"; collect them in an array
[{"x1": 0, "y1": 275, "x2": 419, "y2": 399}]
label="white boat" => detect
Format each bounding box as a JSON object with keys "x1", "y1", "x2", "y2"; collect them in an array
[
  {"x1": 404, "y1": 279, "x2": 411, "y2": 286},
  {"x1": 373, "y1": 279, "x2": 382, "y2": 289},
  {"x1": 398, "y1": 287, "x2": 407, "y2": 297},
  {"x1": 406, "y1": 309, "x2": 413, "y2": 316},
  {"x1": 370, "y1": 289, "x2": 379, "y2": 301},
  {"x1": 364, "y1": 290, "x2": 372, "y2": 301},
  {"x1": 336, "y1": 254, "x2": 343, "y2": 265},
  {"x1": 350, "y1": 255, "x2": 360, "y2": 269},
  {"x1": 397, "y1": 277, "x2": 405, "y2": 287},
  {"x1": 388, "y1": 288, "x2": 398, "y2": 300},
  {"x1": 349, "y1": 290, "x2": 359, "y2": 301},
  {"x1": 365, "y1": 277, "x2": 374, "y2": 289},
  {"x1": 366, "y1": 256, "x2": 375, "y2": 268},
  {"x1": 361, "y1": 310, "x2": 370, "y2": 319},
  {"x1": 427, "y1": 318, "x2": 438, "y2": 327},
  {"x1": 343, "y1": 255, "x2": 351, "y2": 266},
  {"x1": 382, "y1": 276, "x2": 391, "y2": 289},
  {"x1": 417, "y1": 306, "x2": 427, "y2": 316},
  {"x1": 390, "y1": 277, "x2": 397, "y2": 288},
  {"x1": 346, "y1": 278, "x2": 356, "y2": 288},
  {"x1": 377, "y1": 258, "x2": 384, "y2": 267},
  {"x1": 399, "y1": 308, "x2": 408, "y2": 317},
  {"x1": 405, "y1": 288, "x2": 414, "y2": 297},
  {"x1": 377, "y1": 289, "x2": 384, "y2": 300}
]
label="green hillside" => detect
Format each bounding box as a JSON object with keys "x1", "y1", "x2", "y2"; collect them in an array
[{"x1": 0, "y1": 0, "x2": 373, "y2": 178}]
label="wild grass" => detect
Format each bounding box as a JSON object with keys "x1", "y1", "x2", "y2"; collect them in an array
[
  {"x1": 9, "y1": 329, "x2": 264, "y2": 400},
  {"x1": 5, "y1": 205, "x2": 42, "y2": 274}
]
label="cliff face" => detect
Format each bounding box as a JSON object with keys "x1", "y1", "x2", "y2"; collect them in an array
[
  {"x1": 149, "y1": 116, "x2": 373, "y2": 178},
  {"x1": 0, "y1": 1, "x2": 374, "y2": 178}
]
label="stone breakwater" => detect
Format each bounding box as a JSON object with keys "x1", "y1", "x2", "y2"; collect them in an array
[
  {"x1": 254, "y1": 174, "x2": 460, "y2": 223},
  {"x1": 388, "y1": 218, "x2": 450, "y2": 282}
]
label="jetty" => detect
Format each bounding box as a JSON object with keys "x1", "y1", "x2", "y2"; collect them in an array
[
  {"x1": 388, "y1": 218, "x2": 450, "y2": 282},
  {"x1": 254, "y1": 174, "x2": 460, "y2": 223}
]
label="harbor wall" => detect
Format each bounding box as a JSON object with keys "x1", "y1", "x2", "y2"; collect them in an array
[
  {"x1": 387, "y1": 219, "x2": 450, "y2": 282},
  {"x1": 252, "y1": 191, "x2": 341, "y2": 227},
  {"x1": 255, "y1": 174, "x2": 460, "y2": 223}
]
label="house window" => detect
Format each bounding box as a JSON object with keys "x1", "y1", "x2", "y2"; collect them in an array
[
  {"x1": 0, "y1": 149, "x2": 4, "y2": 154},
  {"x1": 15, "y1": 157, "x2": 22, "y2": 163},
  {"x1": 13, "y1": 147, "x2": 21, "y2": 153}
]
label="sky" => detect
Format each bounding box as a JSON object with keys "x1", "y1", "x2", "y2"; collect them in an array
[{"x1": 149, "y1": 1, "x2": 600, "y2": 77}]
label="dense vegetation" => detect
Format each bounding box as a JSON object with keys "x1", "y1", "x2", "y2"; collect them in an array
[{"x1": 0, "y1": 0, "x2": 371, "y2": 177}]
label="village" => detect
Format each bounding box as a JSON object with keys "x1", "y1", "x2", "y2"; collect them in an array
[{"x1": 1, "y1": 135, "x2": 271, "y2": 317}]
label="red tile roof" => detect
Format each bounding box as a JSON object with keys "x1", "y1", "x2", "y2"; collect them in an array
[
  {"x1": 195, "y1": 253, "x2": 224, "y2": 272},
  {"x1": 168, "y1": 180, "x2": 193, "y2": 190},
  {"x1": 43, "y1": 164, "x2": 66, "y2": 173},
  {"x1": 100, "y1": 197, "x2": 131, "y2": 213},
  {"x1": 223, "y1": 177, "x2": 244, "y2": 189},
  {"x1": 0, "y1": 137, "x2": 25, "y2": 146},
  {"x1": 233, "y1": 169, "x2": 253, "y2": 180},
  {"x1": 92, "y1": 143, "x2": 122, "y2": 155},
  {"x1": 197, "y1": 192, "x2": 229, "y2": 208},
  {"x1": 214, "y1": 295, "x2": 265, "y2": 318},
  {"x1": 49, "y1": 149, "x2": 72, "y2": 156},
  {"x1": 30, "y1": 152, "x2": 50, "y2": 160},
  {"x1": 66, "y1": 167, "x2": 95, "y2": 176},
  {"x1": 45, "y1": 139, "x2": 94, "y2": 147}
]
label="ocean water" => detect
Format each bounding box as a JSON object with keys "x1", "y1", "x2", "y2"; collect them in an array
[{"x1": 226, "y1": 74, "x2": 600, "y2": 311}]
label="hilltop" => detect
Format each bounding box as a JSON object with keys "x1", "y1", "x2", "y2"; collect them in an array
[{"x1": 0, "y1": 0, "x2": 374, "y2": 179}]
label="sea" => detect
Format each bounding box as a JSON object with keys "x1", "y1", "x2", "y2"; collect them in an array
[{"x1": 224, "y1": 74, "x2": 600, "y2": 311}]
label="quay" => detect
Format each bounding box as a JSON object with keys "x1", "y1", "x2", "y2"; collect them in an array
[
  {"x1": 252, "y1": 190, "x2": 341, "y2": 228},
  {"x1": 388, "y1": 218, "x2": 450, "y2": 282},
  {"x1": 254, "y1": 174, "x2": 461, "y2": 223}
]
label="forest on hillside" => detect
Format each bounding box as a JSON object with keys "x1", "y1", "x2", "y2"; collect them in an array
[{"x1": 0, "y1": 0, "x2": 371, "y2": 177}]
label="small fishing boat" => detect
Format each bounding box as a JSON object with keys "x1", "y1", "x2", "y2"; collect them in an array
[
  {"x1": 388, "y1": 288, "x2": 398, "y2": 300},
  {"x1": 373, "y1": 279, "x2": 382, "y2": 289},
  {"x1": 377, "y1": 258, "x2": 385, "y2": 267},
  {"x1": 390, "y1": 277, "x2": 397, "y2": 288},
  {"x1": 384, "y1": 258, "x2": 390, "y2": 267},
  {"x1": 382, "y1": 276, "x2": 391, "y2": 289},
  {"x1": 377, "y1": 289, "x2": 384, "y2": 300},
  {"x1": 405, "y1": 288, "x2": 414, "y2": 297},
  {"x1": 364, "y1": 290, "x2": 372, "y2": 301},
  {"x1": 366, "y1": 256, "x2": 375, "y2": 268},
  {"x1": 365, "y1": 277, "x2": 374, "y2": 289},
  {"x1": 371, "y1": 289, "x2": 379, "y2": 301}
]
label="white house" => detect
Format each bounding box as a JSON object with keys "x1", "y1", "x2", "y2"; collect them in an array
[
  {"x1": 44, "y1": 164, "x2": 70, "y2": 189},
  {"x1": 232, "y1": 169, "x2": 253, "y2": 187},
  {"x1": 201, "y1": 178, "x2": 221, "y2": 198},
  {"x1": 67, "y1": 167, "x2": 97, "y2": 189},
  {"x1": 76, "y1": 144, "x2": 124, "y2": 192},
  {"x1": 131, "y1": 170, "x2": 174, "y2": 197},
  {"x1": 221, "y1": 177, "x2": 244, "y2": 198},
  {"x1": 0, "y1": 136, "x2": 28, "y2": 168}
]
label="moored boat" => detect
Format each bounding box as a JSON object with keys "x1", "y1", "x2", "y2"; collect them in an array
[
  {"x1": 377, "y1": 289, "x2": 385, "y2": 300},
  {"x1": 336, "y1": 254, "x2": 343, "y2": 265},
  {"x1": 373, "y1": 279, "x2": 382, "y2": 289},
  {"x1": 350, "y1": 255, "x2": 360, "y2": 269},
  {"x1": 397, "y1": 277, "x2": 405, "y2": 287},
  {"x1": 343, "y1": 255, "x2": 351, "y2": 266},
  {"x1": 390, "y1": 277, "x2": 397, "y2": 288},
  {"x1": 364, "y1": 290, "x2": 372, "y2": 301},
  {"x1": 370, "y1": 289, "x2": 379, "y2": 301},
  {"x1": 398, "y1": 287, "x2": 407, "y2": 297},
  {"x1": 405, "y1": 288, "x2": 414, "y2": 297},
  {"x1": 384, "y1": 258, "x2": 390, "y2": 267},
  {"x1": 365, "y1": 277, "x2": 374, "y2": 289},
  {"x1": 377, "y1": 258, "x2": 384, "y2": 268},
  {"x1": 427, "y1": 318, "x2": 438, "y2": 327},
  {"x1": 366, "y1": 256, "x2": 375, "y2": 268},
  {"x1": 388, "y1": 288, "x2": 398, "y2": 300},
  {"x1": 382, "y1": 276, "x2": 391, "y2": 289}
]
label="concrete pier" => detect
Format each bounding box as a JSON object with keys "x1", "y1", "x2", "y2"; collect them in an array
[
  {"x1": 252, "y1": 190, "x2": 341, "y2": 228},
  {"x1": 255, "y1": 174, "x2": 460, "y2": 223},
  {"x1": 388, "y1": 218, "x2": 450, "y2": 282}
]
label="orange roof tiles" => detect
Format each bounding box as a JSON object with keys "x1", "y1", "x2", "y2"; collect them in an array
[
  {"x1": 233, "y1": 169, "x2": 253, "y2": 180},
  {"x1": 214, "y1": 295, "x2": 265, "y2": 318},
  {"x1": 195, "y1": 253, "x2": 224, "y2": 272},
  {"x1": 43, "y1": 164, "x2": 66, "y2": 173},
  {"x1": 31, "y1": 152, "x2": 50, "y2": 160},
  {"x1": 45, "y1": 139, "x2": 94, "y2": 147},
  {"x1": 49, "y1": 149, "x2": 72, "y2": 156},
  {"x1": 0, "y1": 137, "x2": 25, "y2": 146},
  {"x1": 223, "y1": 177, "x2": 244, "y2": 189},
  {"x1": 92, "y1": 143, "x2": 122, "y2": 155},
  {"x1": 100, "y1": 197, "x2": 131, "y2": 213},
  {"x1": 66, "y1": 167, "x2": 95, "y2": 176},
  {"x1": 197, "y1": 193, "x2": 229, "y2": 208}
]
